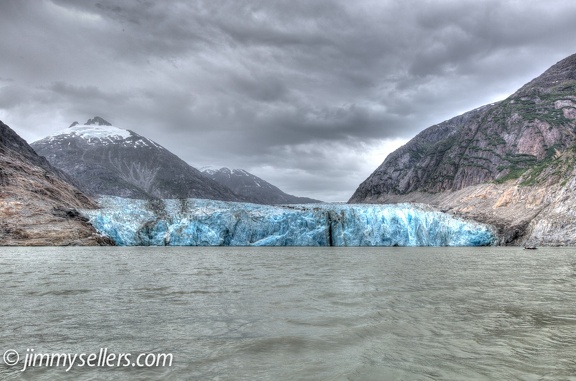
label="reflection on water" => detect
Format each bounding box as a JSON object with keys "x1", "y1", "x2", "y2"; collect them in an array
[{"x1": 1, "y1": 246, "x2": 576, "y2": 380}]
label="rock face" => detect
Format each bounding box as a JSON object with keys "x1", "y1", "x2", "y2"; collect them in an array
[
  {"x1": 202, "y1": 167, "x2": 321, "y2": 204},
  {"x1": 31, "y1": 117, "x2": 242, "y2": 201},
  {"x1": 0, "y1": 120, "x2": 113, "y2": 246},
  {"x1": 81, "y1": 196, "x2": 496, "y2": 247},
  {"x1": 350, "y1": 53, "x2": 576, "y2": 245}
]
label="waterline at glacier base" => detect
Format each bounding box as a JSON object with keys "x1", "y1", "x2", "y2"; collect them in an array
[{"x1": 81, "y1": 196, "x2": 496, "y2": 246}]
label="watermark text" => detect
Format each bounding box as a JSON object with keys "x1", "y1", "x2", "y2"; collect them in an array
[{"x1": 3, "y1": 348, "x2": 173, "y2": 372}]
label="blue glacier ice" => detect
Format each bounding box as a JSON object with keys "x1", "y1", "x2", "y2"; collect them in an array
[{"x1": 81, "y1": 196, "x2": 497, "y2": 246}]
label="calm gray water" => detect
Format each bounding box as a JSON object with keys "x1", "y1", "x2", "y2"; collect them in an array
[{"x1": 1, "y1": 247, "x2": 576, "y2": 380}]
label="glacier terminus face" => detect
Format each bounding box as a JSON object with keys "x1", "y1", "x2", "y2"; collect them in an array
[{"x1": 81, "y1": 196, "x2": 497, "y2": 246}]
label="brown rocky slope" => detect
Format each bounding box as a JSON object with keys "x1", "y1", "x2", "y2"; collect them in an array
[
  {"x1": 0, "y1": 120, "x2": 113, "y2": 245},
  {"x1": 350, "y1": 53, "x2": 576, "y2": 246}
]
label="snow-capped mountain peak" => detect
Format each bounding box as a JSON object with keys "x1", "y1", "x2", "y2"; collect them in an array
[
  {"x1": 31, "y1": 117, "x2": 242, "y2": 201},
  {"x1": 41, "y1": 116, "x2": 131, "y2": 143},
  {"x1": 54, "y1": 124, "x2": 131, "y2": 141},
  {"x1": 35, "y1": 117, "x2": 170, "y2": 151}
]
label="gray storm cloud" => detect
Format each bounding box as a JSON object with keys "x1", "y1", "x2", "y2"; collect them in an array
[{"x1": 1, "y1": 0, "x2": 576, "y2": 201}]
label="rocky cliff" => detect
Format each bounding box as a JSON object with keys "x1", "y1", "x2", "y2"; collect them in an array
[
  {"x1": 350, "y1": 53, "x2": 576, "y2": 245},
  {"x1": 202, "y1": 167, "x2": 321, "y2": 204},
  {"x1": 31, "y1": 117, "x2": 242, "y2": 201},
  {"x1": 0, "y1": 120, "x2": 113, "y2": 245}
]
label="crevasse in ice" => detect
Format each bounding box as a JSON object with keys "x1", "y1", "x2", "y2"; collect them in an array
[{"x1": 81, "y1": 196, "x2": 496, "y2": 246}]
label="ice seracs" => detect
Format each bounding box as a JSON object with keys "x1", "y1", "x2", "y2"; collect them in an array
[{"x1": 81, "y1": 196, "x2": 497, "y2": 246}]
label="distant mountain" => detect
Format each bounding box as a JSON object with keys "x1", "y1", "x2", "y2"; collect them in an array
[
  {"x1": 31, "y1": 117, "x2": 241, "y2": 201},
  {"x1": 202, "y1": 167, "x2": 321, "y2": 204},
  {"x1": 0, "y1": 120, "x2": 111, "y2": 245},
  {"x1": 349, "y1": 52, "x2": 576, "y2": 245}
]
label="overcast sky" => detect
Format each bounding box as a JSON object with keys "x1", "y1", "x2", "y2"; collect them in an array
[{"x1": 1, "y1": 0, "x2": 576, "y2": 201}]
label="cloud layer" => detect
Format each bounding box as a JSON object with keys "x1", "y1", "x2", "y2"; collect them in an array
[{"x1": 1, "y1": 0, "x2": 576, "y2": 201}]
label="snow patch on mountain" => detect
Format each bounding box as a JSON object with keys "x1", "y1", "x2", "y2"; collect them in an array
[
  {"x1": 45, "y1": 124, "x2": 131, "y2": 142},
  {"x1": 202, "y1": 167, "x2": 321, "y2": 204},
  {"x1": 38, "y1": 124, "x2": 166, "y2": 150}
]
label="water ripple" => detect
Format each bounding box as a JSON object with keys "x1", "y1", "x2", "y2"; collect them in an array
[{"x1": 1, "y1": 246, "x2": 576, "y2": 380}]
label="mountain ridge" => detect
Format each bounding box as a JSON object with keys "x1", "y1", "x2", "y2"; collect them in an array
[
  {"x1": 202, "y1": 167, "x2": 321, "y2": 204},
  {"x1": 31, "y1": 117, "x2": 242, "y2": 201},
  {"x1": 350, "y1": 52, "x2": 576, "y2": 245}
]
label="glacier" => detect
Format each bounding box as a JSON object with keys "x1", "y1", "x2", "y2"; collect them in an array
[{"x1": 81, "y1": 196, "x2": 496, "y2": 246}]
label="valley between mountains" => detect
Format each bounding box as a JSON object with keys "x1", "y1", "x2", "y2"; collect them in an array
[{"x1": 3, "y1": 53, "x2": 576, "y2": 246}]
